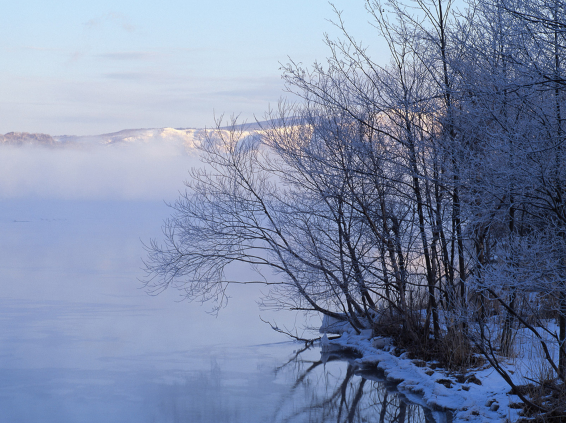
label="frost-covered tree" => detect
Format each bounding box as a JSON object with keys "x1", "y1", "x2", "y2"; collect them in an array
[
  {"x1": 454, "y1": 0, "x2": 566, "y2": 384},
  {"x1": 145, "y1": 1, "x2": 566, "y2": 408}
]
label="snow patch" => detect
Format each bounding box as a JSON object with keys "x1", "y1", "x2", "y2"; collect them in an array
[{"x1": 325, "y1": 332, "x2": 522, "y2": 423}]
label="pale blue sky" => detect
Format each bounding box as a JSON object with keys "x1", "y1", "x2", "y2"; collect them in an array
[{"x1": 1, "y1": 0, "x2": 380, "y2": 135}]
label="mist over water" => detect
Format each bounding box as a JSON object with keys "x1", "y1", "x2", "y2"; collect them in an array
[
  {"x1": 0, "y1": 141, "x2": 306, "y2": 422},
  {"x1": 0, "y1": 140, "x2": 445, "y2": 422},
  {"x1": 0, "y1": 142, "x2": 193, "y2": 200}
]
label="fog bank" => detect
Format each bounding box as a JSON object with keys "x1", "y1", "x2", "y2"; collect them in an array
[{"x1": 0, "y1": 142, "x2": 198, "y2": 200}]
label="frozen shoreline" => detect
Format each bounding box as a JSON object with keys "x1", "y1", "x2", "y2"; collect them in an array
[{"x1": 325, "y1": 332, "x2": 522, "y2": 423}]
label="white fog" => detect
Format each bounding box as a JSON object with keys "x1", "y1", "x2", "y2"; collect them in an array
[{"x1": 0, "y1": 138, "x2": 308, "y2": 422}]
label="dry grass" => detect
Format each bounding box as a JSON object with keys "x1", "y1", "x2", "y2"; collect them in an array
[
  {"x1": 373, "y1": 310, "x2": 483, "y2": 372},
  {"x1": 514, "y1": 379, "x2": 566, "y2": 422}
]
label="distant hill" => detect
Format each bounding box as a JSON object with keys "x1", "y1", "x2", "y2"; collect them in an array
[
  {"x1": 0, "y1": 127, "x2": 204, "y2": 152},
  {"x1": 53, "y1": 127, "x2": 203, "y2": 150},
  {"x1": 1, "y1": 125, "x2": 265, "y2": 152},
  {"x1": 1, "y1": 132, "x2": 56, "y2": 146}
]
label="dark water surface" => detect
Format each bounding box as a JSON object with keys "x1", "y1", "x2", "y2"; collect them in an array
[
  {"x1": 0, "y1": 199, "x2": 449, "y2": 422},
  {"x1": 0, "y1": 341, "x2": 450, "y2": 423}
]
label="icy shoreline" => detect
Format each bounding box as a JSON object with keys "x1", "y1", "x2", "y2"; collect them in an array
[{"x1": 325, "y1": 332, "x2": 522, "y2": 423}]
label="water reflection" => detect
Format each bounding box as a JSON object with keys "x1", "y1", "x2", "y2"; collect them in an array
[
  {"x1": 0, "y1": 199, "x2": 450, "y2": 423},
  {"x1": 270, "y1": 345, "x2": 448, "y2": 423},
  {"x1": 116, "y1": 343, "x2": 450, "y2": 423}
]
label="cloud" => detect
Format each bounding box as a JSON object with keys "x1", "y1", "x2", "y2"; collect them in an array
[
  {"x1": 97, "y1": 52, "x2": 157, "y2": 61},
  {"x1": 85, "y1": 12, "x2": 135, "y2": 33},
  {"x1": 102, "y1": 72, "x2": 154, "y2": 81},
  {"x1": 19, "y1": 46, "x2": 61, "y2": 52},
  {"x1": 211, "y1": 77, "x2": 288, "y2": 101},
  {"x1": 68, "y1": 51, "x2": 83, "y2": 63}
]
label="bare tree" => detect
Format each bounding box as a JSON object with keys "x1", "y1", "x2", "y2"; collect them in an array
[{"x1": 144, "y1": 0, "x2": 566, "y2": 414}]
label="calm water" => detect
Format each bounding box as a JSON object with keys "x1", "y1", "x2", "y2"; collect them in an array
[{"x1": 0, "y1": 199, "x2": 448, "y2": 422}]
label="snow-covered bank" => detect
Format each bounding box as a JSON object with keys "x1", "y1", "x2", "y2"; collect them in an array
[{"x1": 324, "y1": 332, "x2": 523, "y2": 422}]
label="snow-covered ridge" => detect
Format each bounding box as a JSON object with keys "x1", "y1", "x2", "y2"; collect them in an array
[
  {"x1": 0, "y1": 128, "x2": 206, "y2": 152},
  {"x1": 1, "y1": 132, "x2": 57, "y2": 146},
  {"x1": 0, "y1": 119, "x2": 281, "y2": 150}
]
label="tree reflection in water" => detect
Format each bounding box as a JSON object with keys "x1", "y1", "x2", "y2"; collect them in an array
[
  {"x1": 271, "y1": 344, "x2": 449, "y2": 423},
  {"x1": 116, "y1": 343, "x2": 452, "y2": 422}
]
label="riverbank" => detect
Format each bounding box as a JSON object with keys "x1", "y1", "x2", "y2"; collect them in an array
[{"x1": 325, "y1": 331, "x2": 523, "y2": 423}]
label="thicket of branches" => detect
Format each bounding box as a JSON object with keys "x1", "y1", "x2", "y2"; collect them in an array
[{"x1": 144, "y1": 0, "x2": 566, "y2": 414}]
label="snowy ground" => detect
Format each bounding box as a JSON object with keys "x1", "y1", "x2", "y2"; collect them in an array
[{"x1": 322, "y1": 329, "x2": 561, "y2": 422}]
